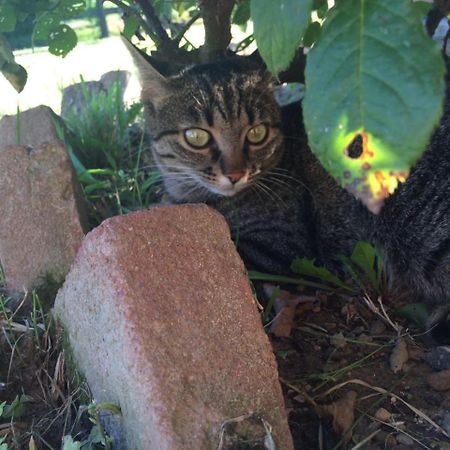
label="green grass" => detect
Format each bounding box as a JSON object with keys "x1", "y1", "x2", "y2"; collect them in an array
[{"x1": 55, "y1": 76, "x2": 161, "y2": 227}]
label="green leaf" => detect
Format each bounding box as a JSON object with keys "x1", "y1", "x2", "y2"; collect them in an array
[
  {"x1": 34, "y1": 11, "x2": 62, "y2": 42},
  {"x1": 62, "y1": 436, "x2": 82, "y2": 450},
  {"x1": 48, "y1": 24, "x2": 77, "y2": 57},
  {"x1": 251, "y1": 0, "x2": 313, "y2": 75},
  {"x1": 302, "y1": 21, "x2": 321, "y2": 47},
  {"x1": 395, "y1": 303, "x2": 430, "y2": 328},
  {"x1": 0, "y1": 3, "x2": 17, "y2": 33},
  {"x1": 290, "y1": 258, "x2": 350, "y2": 290},
  {"x1": 233, "y1": 0, "x2": 251, "y2": 26},
  {"x1": 123, "y1": 15, "x2": 140, "y2": 40},
  {"x1": 303, "y1": 0, "x2": 445, "y2": 212},
  {"x1": 60, "y1": 0, "x2": 86, "y2": 17},
  {"x1": 2, "y1": 394, "x2": 33, "y2": 419},
  {"x1": 1, "y1": 61, "x2": 27, "y2": 92},
  {"x1": 350, "y1": 241, "x2": 378, "y2": 288}
]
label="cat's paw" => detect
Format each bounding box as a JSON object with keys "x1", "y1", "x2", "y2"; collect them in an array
[{"x1": 426, "y1": 304, "x2": 450, "y2": 345}]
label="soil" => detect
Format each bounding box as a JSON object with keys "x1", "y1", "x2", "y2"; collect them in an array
[
  {"x1": 1, "y1": 287, "x2": 450, "y2": 449},
  {"x1": 271, "y1": 290, "x2": 450, "y2": 450}
]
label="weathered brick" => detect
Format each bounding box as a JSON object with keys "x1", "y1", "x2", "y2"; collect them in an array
[
  {"x1": 0, "y1": 143, "x2": 86, "y2": 294},
  {"x1": 55, "y1": 204, "x2": 293, "y2": 450}
]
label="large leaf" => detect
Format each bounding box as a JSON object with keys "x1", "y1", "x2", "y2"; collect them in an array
[
  {"x1": 251, "y1": 0, "x2": 313, "y2": 75},
  {"x1": 303, "y1": 0, "x2": 445, "y2": 212}
]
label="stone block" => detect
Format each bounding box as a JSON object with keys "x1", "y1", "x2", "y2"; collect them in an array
[
  {"x1": 55, "y1": 204, "x2": 293, "y2": 450},
  {"x1": 0, "y1": 143, "x2": 87, "y2": 294},
  {"x1": 0, "y1": 105, "x2": 60, "y2": 149}
]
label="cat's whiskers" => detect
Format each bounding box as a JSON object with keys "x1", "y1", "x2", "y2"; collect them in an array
[{"x1": 254, "y1": 179, "x2": 287, "y2": 208}]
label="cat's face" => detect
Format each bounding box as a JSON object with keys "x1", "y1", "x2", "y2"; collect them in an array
[{"x1": 132, "y1": 48, "x2": 284, "y2": 201}]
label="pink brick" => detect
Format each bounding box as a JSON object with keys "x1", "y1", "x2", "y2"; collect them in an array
[{"x1": 55, "y1": 205, "x2": 293, "y2": 450}]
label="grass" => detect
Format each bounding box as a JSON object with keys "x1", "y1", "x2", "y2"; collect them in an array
[
  {"x1": 55, "y1": 76, "x2": 161, "y2": 227},
  {"x1": 0, "y1": 288, "x2": 112, "y2": 449}
]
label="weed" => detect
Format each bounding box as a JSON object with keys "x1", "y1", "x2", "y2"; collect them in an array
[
  {"x1": 56, "y1": 76, "x2": 161, "y2": 227},
  {"x1": 249, "y1": 241, "x2": 387, "y2": 297},
  {"x1": 0, "y1": 291, "x2": 114, "y2": 449}
]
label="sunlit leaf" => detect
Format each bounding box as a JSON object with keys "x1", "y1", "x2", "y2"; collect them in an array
[
  {"x1": 251, "y1": 0, "x2": 313, "y2": 75},
  {"x1": 123, "y1": 15, "x2": 140, "y2": 40},
  {"x1": 303, "y1": 0, "x2": 445, "y2": 212},
  {"x1": 33, "y1": 11, "x2": 62, "y2": 42},
  {"x1": 60, "y1": 0, "x2": 86, "y2": 17},
  {"x1": 48, "y1": 24, "x2": 77, "y2": 57}
]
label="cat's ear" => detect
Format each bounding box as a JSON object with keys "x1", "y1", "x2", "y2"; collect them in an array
[{"x1": 121, "y1": 36, "x2": 171, "y2": 106}]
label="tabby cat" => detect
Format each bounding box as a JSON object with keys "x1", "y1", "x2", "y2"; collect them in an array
[
  {"x1": 126, "y1": 40, "x2": 450, "y2": 342},
  {"x1": 125, "y1": 40, "x2": 373, "y2": 277}
]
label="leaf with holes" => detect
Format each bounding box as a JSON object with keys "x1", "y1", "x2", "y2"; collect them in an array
[
  {"x1": 303, "y1": 0, "x2": 445, "y2": 212},
  {"x1": 48, "y1": 24, "x2": 77, "y2": 57},
  {"x1": 251, "y1": 0, "x2": 313, "y2": 75}
]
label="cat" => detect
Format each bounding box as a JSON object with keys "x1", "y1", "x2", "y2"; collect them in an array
[
  {"x1": 126, "y1": 39, "x2": 450, "y2": 343},
  {"x1": 374, "y1": 65, "x2": 450, "y2": 343},
  {"x1": 124, "y1": 39, "x2": 373, "y2": 278}
]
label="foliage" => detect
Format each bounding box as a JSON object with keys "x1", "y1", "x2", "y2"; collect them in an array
[
  {"x1": 56, "y1": 78, "x2": 161, "y2": 226},
  {"x1": 250, "y1": 241, "x2": 386, "y2": 296},
  {"x1": 0, "y1": 0, "x2": 447, "y2": 205}
]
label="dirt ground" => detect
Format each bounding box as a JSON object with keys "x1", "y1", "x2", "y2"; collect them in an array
[{"x1": 271, "y1": 290, "x2": 450, "y2": 450}]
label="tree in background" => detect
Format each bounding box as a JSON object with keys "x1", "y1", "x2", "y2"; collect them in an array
[{"x1": 0, "y1": 0, "x2": 448, "y2": 210}]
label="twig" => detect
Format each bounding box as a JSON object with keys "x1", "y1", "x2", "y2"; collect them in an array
[
  {"x1": 135, "y1": 0, "x2": 171, "y2": 47},
  {"x1": 279, "y1": 377, "x2": 318, "y2": 407},
  {"x1": 173, "y1": 12, "x2": 202, "y2": 46}
]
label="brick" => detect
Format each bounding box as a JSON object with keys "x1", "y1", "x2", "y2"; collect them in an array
[
  {"x1": 54, "y1": 205, "x2": 293, "y2": 450},
  {"x1": 0, "y1": 143, "x2": 87, "y2": 294}
]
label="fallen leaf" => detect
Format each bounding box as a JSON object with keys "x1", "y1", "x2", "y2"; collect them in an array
[
  {"x1": 264, "y1": 285, "x2": 316, "y2": 337},
  {"x1": 318, "y1": 390, "x2": 357, "y2": 442},
  {"x1": 390, "y1": 336, "x2": 409, "y2": 373},
  {"x1": 427, "y1": 369, "x2": 450, "y2": 392}
]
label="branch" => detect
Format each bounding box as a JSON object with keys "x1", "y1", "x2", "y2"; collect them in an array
[
  {"x1": 173, "y1": 11, "x2": 202, "y2": 46},
  {"x1": 135, "y1": 0, "x2": 171, "y2": 48},
  {"x1": 198, "y1": 0, "x2": 236, "y2": 61}
]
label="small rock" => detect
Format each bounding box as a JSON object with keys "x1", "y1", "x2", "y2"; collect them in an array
[
  {"x1": 330, "y1": 332, "x2": 347, "y2": 349},
  {"x1": 395, "y1": 433, "x2": 414, "y2": 446},
  {"x1": 427, "y1": 369, "x2": 450, "y2": 391},
  {"x1": 353, "y1": 326, "x2": 366, "y2": 335},
  {"x1": 390, "y1": 337, "x2": 409, "y2": 374},
  {"x1": 386, "y1": 434, "x2": 398, "y2": 448},
  {"x1": 423, "y1": 346, "x2": 450, "y2": 370},
  {"x1": 370, "y1": 320, "x2": 387, "y2": 335},
  {"x1": 374, "y1": 407, "x2": 391, "y2": 422}
]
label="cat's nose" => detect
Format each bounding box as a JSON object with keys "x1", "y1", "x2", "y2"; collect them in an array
[{"x1": 226, "y1": 171, "x2": 246, "y2": 184}]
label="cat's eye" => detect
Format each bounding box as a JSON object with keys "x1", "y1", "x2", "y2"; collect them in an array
[
  {"x1": 184, "y1": 128, "x2": 211, "y2": 148},
  {"x1": 246, "y1": 124, "x2": 268, "y2": 144}
]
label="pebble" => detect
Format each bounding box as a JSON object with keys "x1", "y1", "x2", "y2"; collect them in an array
[
  {"x1": 330, "y1": 332, "x2": 347, "y2": 349},
  {"x1": 423, "y1": 346, "x2": 450, "y2": 370},
  {"x1": 374, "y1": 407, "x2": 391, "y2": 422},
  {"x1": 395, "y1": 433, "x2": 414, "y2": 446}
]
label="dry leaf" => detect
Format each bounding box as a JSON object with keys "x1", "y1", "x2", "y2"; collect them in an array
[
  {"x1": 427, "y1": 369, "x2": 450, "y2": 392},
  {"x1": 264, "y1": 285, "x2": 316, "y2": 337},
  {"x1": 318, "y1": 390, "x2": 357, "y2": 442},
  {"x1": 390, "y1": 336, "x2": 409, "y2": 373}
]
